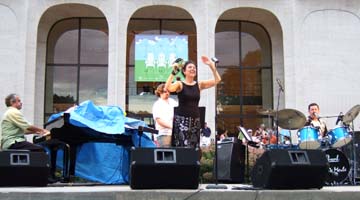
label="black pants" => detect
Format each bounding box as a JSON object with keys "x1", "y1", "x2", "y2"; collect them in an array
[{"x1": 9, "y1": 141, "x2": 45, "y2": 152}]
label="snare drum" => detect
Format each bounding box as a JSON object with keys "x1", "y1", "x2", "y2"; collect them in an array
[
  {"x1": 328, "y1": 126, "x2": 352, "y2": 148},
  {"x1": 324, "y1": 149, "x2": 350, "y2": 185},
  {"x1": 298, "y1": 126, "x2": 320, "y2": 149}
]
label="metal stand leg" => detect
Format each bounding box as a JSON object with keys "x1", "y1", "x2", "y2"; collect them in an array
[
  {"x1": 205, "y1": 137, "x2": 228, "y2": 189},
  {"x1": 352, "y1": 130, "x2": 358, "y2": 185}
]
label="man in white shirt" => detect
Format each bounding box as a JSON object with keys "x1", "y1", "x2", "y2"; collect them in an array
[{"x1": 152, "y1": 84, "x2": 178, "y2": 147}]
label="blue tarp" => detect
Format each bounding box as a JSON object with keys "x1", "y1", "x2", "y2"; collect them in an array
[{"x1": 46, "y1": 100, "x2": 155, "y2": 184}]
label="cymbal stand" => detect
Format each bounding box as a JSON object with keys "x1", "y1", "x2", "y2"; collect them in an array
[
  {"x1": 274, "y1": 81, "x2": 283, "y2": 148},
  {"x1": 349, "y1": 120, "x2": 358, "y2": 185}
]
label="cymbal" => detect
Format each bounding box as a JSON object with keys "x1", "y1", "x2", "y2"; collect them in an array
[
  {"x1": 257, "y1": 108, "x2": 276, "y2": 115},
  {"x1": 277, "y1": 109, "x2": 306, "y2": 130},
  {"x1": 343, "y1": 104, "x2": 360, "y2": 124}
]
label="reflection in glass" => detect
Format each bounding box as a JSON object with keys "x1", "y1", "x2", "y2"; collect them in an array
[
  {"x1": 47, "y1": 19, "x2": 79, "y2": 64},
  {"x1": 241, "y1": 32, "x2": 261, "y2": 67},
  {"x1": 215, "y1": 21, "x2": 240, "y2": 66},
  {"x1": 45, "y1": 66, "x2": 77, "y2": 114},
  {"x1": 79, "y1": 66, "x2": 108, "y2": 105},
  {"x1": 215, "y1": 20, "x2": 272, "y2": 135},
  {"x1": 241, "y1": 22, "x2": 271, "y2": 67},
  {"x1": 45, "y1": 18, "x2": 109, "y2": 121},
  {"x1": 80, "y1": 19, "x2": 108, "y2": 64}
]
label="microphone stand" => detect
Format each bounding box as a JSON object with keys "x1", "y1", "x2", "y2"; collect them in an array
[{"x1": 206, "y1": 58, "x2": 227, "y2": 190}]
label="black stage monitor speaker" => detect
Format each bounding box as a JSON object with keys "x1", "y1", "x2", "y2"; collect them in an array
[
  {"x1": 130, "y1": 147, "x2": 200, "y2": 189},
  {"x1": 0, "y1": 150, "x2": 50, "y2": 186},
  {"x1": 251, "y1": 149, "x2": 328, "y2": 189},
  {"x1": 216, "y1": 140, "x2": 245, "y2": 183}
]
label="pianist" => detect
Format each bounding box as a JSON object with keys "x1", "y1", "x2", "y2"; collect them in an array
[{"x1": 1, "y1": 93, "x2": 49, "y2": 151}]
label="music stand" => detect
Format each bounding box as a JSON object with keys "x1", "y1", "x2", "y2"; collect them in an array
[
  {"x1": 137, "y1": 126, "x2": 158, "y2": 147},
  {"x1": 237, "y1": 126, "x2": 259, "y2": 183},
  {"x1": 238, "y1": 126, "x2": 259, "y2": 147}
]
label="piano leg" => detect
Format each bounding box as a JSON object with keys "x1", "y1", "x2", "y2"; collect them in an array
[
  {"x1": 62, "y1": 143, "x2": 70, "y2": 182},
  {"x1": 49, "y1": 146, "x2": 57, "y2": 180},
  {"x1": 68, "y1": 144, "x2": 78, "y2": 181},
  {"x1": 42, "y1": 141, "x2": 71, "y2": 183}
]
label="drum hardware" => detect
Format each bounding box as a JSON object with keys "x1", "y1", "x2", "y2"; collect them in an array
[
  {"x1": 277, "y1": 109, "x2": 306, "y2": 130},
  {"x1": 270, "y1": 80, "x2": 307, "y2": 148},
  {"x1": 339, "y1": 104, "x2": 360, "y2": 185},
  {"x1": 292, "y1": 105, "x2": 360, "y2": 185},
  {"x1": 348, "y1": 126, "x2": 358, "y2": 185},
  {"x1": 326, "y1": 105, "x2": 360, "y2": 185}
]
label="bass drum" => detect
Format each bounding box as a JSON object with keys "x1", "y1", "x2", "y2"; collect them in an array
[{"x1": 324, "y1": 149, "x2": 350, "y2": 185}]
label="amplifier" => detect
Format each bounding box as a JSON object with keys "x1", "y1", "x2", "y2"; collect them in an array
[
  {"x1": 130, "y1": 147, "x2": 200, "y2": 189},
  {"x1": 251, "y1": 149, "x2": 328, "y2": 189},
  {"x1": 0, "y1": 150, "x2": 50, "y2": 186}
]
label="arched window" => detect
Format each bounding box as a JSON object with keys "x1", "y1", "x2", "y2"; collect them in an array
[
  {"x1": 215, "y1": 21, "x2": 272, "y2": 135},
  {"x1": 45, "y1": 18, "x2": 108, "y2": 121}
]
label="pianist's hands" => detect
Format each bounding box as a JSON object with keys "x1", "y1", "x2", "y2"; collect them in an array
[{"x1": 39, "y1": 129, "x2": 50, "y2": 136}]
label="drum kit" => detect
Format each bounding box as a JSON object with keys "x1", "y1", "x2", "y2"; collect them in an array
[{"x1": 257, "y1": 104, "x2": 360, "y2": 185}]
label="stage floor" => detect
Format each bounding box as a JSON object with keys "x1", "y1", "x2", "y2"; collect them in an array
[{"x1": 0, "y1": 184, "x2": 360, "y2": 200}]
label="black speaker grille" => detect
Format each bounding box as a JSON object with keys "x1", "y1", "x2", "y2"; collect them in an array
[
  {"x1": 216, "y1": 141, "x2": 245, "y2": 183},
  {"x1": 130, "y1": 147, "x2": 200, "y2": 189},
  {"x1": 251, "y1": 149, "x2": 328, "y2": 189},
  {"x1": 0, "y1": 151, "x2": 50, "y2": 186}
]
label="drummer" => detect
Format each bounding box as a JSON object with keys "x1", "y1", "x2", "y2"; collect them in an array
[{"x1": 304, "y1": 103, "x2": 328, "y2": 138}]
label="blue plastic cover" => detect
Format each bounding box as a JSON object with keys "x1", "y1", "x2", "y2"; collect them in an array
[{"x1": 46, "y1": 100, "x2": 155, "y2": 184}]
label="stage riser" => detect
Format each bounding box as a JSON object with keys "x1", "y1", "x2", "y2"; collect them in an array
[{"x1": 1, "y1": 186, "x2": 360, "y2": 200}]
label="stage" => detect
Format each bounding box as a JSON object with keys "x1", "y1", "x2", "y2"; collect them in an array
[{"x1": 0, "y1": 184, "x2": 359, "y2": 200}]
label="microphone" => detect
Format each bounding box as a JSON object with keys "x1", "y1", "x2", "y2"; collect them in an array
[
  {"x1": 314, "y1": 112, "x2": 320, "y2": 119},
  {"x1": 336, "y1": 112, "x2": 343, "y2": 125},
  {"x1": 276, "y1": 78, "x2": 284, "y2": 92},
  {"x1": 211, "y1": 57, "x2": 219, "y2": 63}
]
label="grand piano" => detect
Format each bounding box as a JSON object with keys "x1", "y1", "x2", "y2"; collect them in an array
[{"x1": 34, "y1": 112, "x2": 156, "y2": 182}]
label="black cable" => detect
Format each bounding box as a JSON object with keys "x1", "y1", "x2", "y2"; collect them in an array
[{"x1": 182, "y1": 188, "x2": 203, "y2": 200}]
